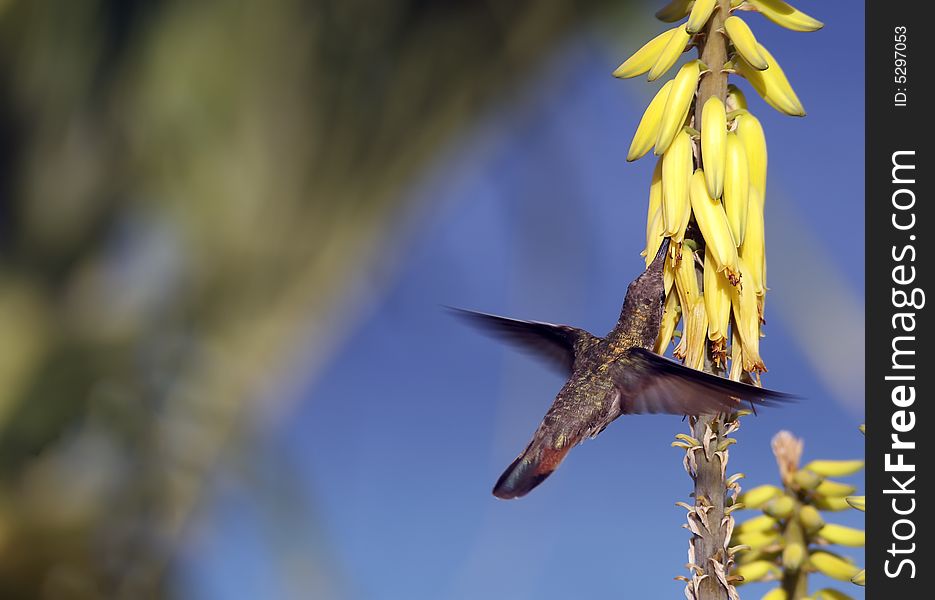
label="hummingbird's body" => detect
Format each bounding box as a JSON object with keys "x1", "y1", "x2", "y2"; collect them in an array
[{"x1": 453, "y1": 239, "x2": 790, "y2": 499}]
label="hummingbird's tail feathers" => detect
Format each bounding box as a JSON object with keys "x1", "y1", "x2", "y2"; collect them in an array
[
  {"x1": 614, "y1": 347, "x2": 796, "y2": 415},
  {"x1": 492, "y1": 443, "x2": 572, "y2": 500}
]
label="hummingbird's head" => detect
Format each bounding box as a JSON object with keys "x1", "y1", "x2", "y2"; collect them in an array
[{"x1": 616, "y1": 238, "x2": 668, "y2": 333}]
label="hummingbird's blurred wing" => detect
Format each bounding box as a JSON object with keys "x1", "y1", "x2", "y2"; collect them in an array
[
  {"x1": 612, "y1": 348, "x2": 794, "y2": 415},
  {"x1": 448, "y1": 307, "x2": 595, "y2": 375}
]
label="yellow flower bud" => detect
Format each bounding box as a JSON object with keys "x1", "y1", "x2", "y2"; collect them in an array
[
  {"x1": 793, "y1": 469, "x2": 822, "y2": 490},
  {"x1": 730, "y1": 256, "x2": 765, "y2": 371},
  {"x1": 739, "y1": 484, "x2": 782, "y2": 508},
  {"x1": 723, "y1": 132, "x2": 750, "y2": 245},
  {"x1": 763, "y1": 495, "x2": 795, "y2": 519},
  {"x1": 809, "y1": 551, "x2": 860, "y2": 582},
  {"x1": 801, "y1": 460, "x2": 864, "y2": 477},
  {"x1": 704, "y1": 248, "x2": 731, "y2": 343},
  {"x1": 816, "y1": 480, "x2": 857, "y2": 498},
  {"x1": 818, "y1": 524, "x2": 865, "y2": 547},
  {"x1": 813, "y1": 496, "x2": 852, "y2": 512},
  {"x1": 761, "y1": 588, "x2": 788, "y2": 600},
  {"x1": 782, "y1": 542, "x2": 806, "y2": 571},
  {"x1": 734, "y1": 111, "x2": 768, "y2": 198},
  {"x1": 654, "y1": 291, "x2": 681, "y2": 354},
  {"x1": 689, "y1": 169, "x2": 740, "y2": 282},
  {"x1": 701, "y1": 97, "x2": 727, "y2": 199},
  {"x1": 798, "y1": 505, "x2": 825, "y2": 534},
  {"x1": 739, "y1": 187, "x2": 766, "y2": 296},
  {"x1": 734, "y1": 514, "x2": 779, "y2": 534},
  {"x1": 614, "y1": 27, "x2": 681, "y2": 79},
  {"x1": 845, "y1": 496, "x2": 865, "y2": 512},
  {"x1": 733, "y1": 529, "x2": 781, "y2": 550},
  {"x1": 662, "y1": 130, "x2": 694, "y2": 240},
  {"x1": 735, "y1": 560, "x2": 781, "y2": 584},
  {"x1": 726, "y1": 84, "x2": 748, "y2": 112}
]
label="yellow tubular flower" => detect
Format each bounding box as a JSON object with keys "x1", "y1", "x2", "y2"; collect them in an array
[
  {"x1": 701, "y1": 96, "x2": 727, "y2": 199},
  {"x1": 643, "y1": 160, "x2": 665, "y2": 265},
  {"x1": 734, "y1": 111, "x2": 768, "y2": 198},
  {"x1": 688, "y1": 169, "x2": 740, "y2": 282},
  {"x1": 798, "y1": 504, "x2": 825, "y2": 534},
  {"x1": 801, "y1": 460, "x2": 864, "y2": 477},
  {"x1": 809, "y1": 551, "x2": 860, "y2": 582},
  {"x1": 724, "y1": 16, "x2": 769, "y2": 70},
  {"x1": 655, "y1": 0, "x2": 693, "y2": 23},
  {"x1": 729, "y1": 325, "x2": 744, "y2": 381},
  {"x1": 734, "y1": 514, "x2": 779, "y2": 534},
  {"x1": 648, "y1": 26, "x2": 692, "y2": 81},
  {"x1": 732, "y1": 529, "x2": 781, "y2": 550},
  {"x1": 654, "y1": 290, "x2": 681, "y2": 354},
  {"x1": 704, "y1": 248, "x2": 731, "y2": 342},
  {"x1": 628, "y1": 80, "x2": 674, "y2": 161},
  {"x1": 674, "y1": 246, "x2": 700, "y2": 311},
  {"x1": 726, "y1": 83, "x2": 748, "y2": 111},
  {"x1": 683, "y1": 297, "x2": 709, "y2": 370},
  {"x1": 655, "y1": 60, "x2": 705, "y2": 155},
  {"x1": 723, "y1": 132, "x2": 750, "y2": 246},
  {"x1": 845, "y1": 496, "x2": 865, "y2": 512},
  {"x1": 730, "y1": 256, "x2": 765, "y2": 371},
  {"x1": 747, "y1": 0, "x2": 824, "y2": 32},
  {"x1": 793, "y1": 468, "x2": 822, "y2": 490},
  {"x1": 734, "y1": 560, "x2": 781, "y2": 584},
  {"x1": 739, "y1": 187, "x2": 766, "y2": 295},
  {"x1": 686, "y1": 0, "x2": 717, "y2": 34},
  {"x1": 762, "y1": 589, "x2": 789, "y2": 600},
  {"x1": 646, "y1": 208, "x2": 664, "y2": 262},
  {"x1": 815, "y1": 479, "x2": 857, "y2": 497},
  {"x1": 671, "y1": 199, "x2": 692, "y2": 244},
  {"x1": 672, "y1": 247, "x2": 700, "y2": 362},
  {"x1": 614, "y1": 27, "x2": 681, "y2": 79},
  {"x1": 662, "y1": 130, "x2": 693, "y2": 237},
  {"x1": 735, "y1": 45, "x2": 805, "y2": 116},
  {"x1": 738, "y1": 484, "x2": 782, "y2": 508},
  {"x1": 818, "y1": 524, "x2": 866, "y2": 547},
  {"x1": 813, "y1": 496, "x2": 852, "y2": 512},
  {"x1": 762, "y1": 494, "x2": 794, "y2": 519},
  {"x1": 782, "y1": 542, "x2": 806, "y2": 571}
]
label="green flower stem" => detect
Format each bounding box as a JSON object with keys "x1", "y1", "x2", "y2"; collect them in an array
[{"x1": 781, "y1": 504, "x2": 809, "y2": 600}]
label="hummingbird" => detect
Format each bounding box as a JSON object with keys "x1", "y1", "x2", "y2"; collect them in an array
[{"x1": 452, "y1": 239, "x2": 791, "y2": 499}]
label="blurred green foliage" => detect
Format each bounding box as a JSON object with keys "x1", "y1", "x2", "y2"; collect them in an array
[{"x1": 0, "y1": 0, "x2": 617, "y2": 597}]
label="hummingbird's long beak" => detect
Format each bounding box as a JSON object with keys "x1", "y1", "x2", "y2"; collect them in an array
[{"x1": 647, "y1": 237, "x2": 671, "y2": 275}]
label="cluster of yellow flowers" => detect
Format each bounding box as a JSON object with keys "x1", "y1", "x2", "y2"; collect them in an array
[
  {"x1": 615, "y1": 0, "x2": 821, "y2": 381},
  {"x1": 732, "y1": 430, "x2": 865, "y2": 599}
]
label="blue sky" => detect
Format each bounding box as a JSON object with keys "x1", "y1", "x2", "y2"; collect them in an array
[{"x1": 180, "y1": 2, "x2": 865, "y2": 598}]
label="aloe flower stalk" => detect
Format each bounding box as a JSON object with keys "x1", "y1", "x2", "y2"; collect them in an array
[{"x1": 613, "y1": 1, "x2": 824, "y2": 597}]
